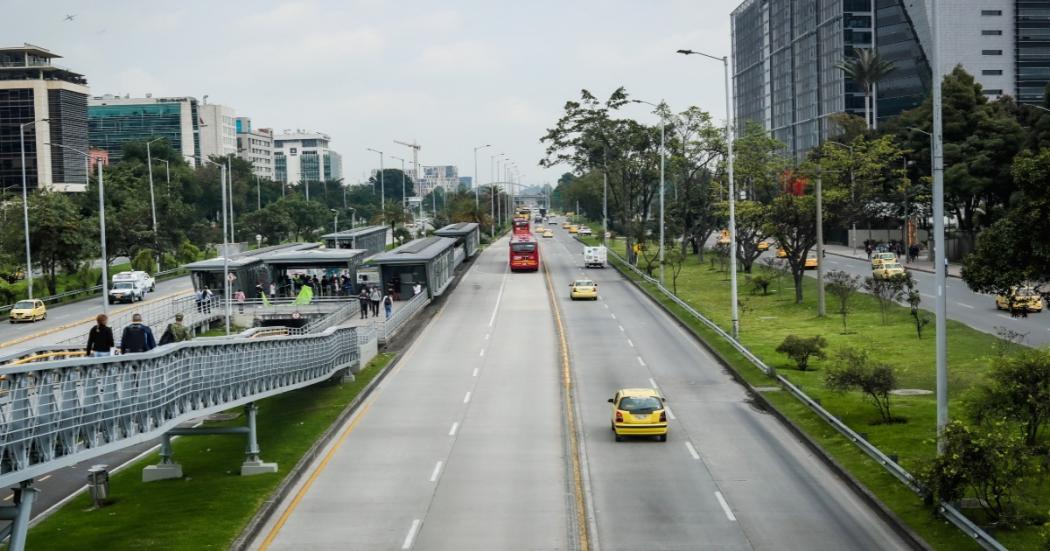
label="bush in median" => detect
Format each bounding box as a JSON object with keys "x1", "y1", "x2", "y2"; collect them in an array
[{"x1": 775, "y1": 335, "x2": 827, "y2": 371}]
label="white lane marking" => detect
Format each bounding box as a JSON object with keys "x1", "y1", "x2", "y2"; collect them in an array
[
  {"x1": 921, "y1": 292, "x2": 935, "y2": 299},
  {"x1": 472, "y1": 367, "x2": 479, "y2": 377},
  {"x1": 997, "y1": 314, "x2": 1015, "y2": 321},
  {"x1": 449, "y1": 422, "x2": 459, "y2": 436},
  {"x1": 2, "y1": 494, "x2": 11, "y2": 502},
  {"x1": 610, "y1": 313, "x2": 617, "y2": 320},
  {"x1": 402, "y1": 519, "x2": 422, "y2": 549},
  {"x1": 957, "y1": 302, "x2": 974, "y2": 309},
  {"x1": 715, "y1": 491, "x2": 737, "y2": 521},
  {"x1": 618, "y1": 325, "x2": 625, "y2": 332},
  {"x1": 37, "y1": 475, "x2": 51, "y2": 482},
  {"x1": 488, "y1": 272, "x2": 508, "y2": 327},
  {"x1": 637, "y1": 356, "x2": 646, "y2": 367},
  {"x1": 648, "y1": 378, "x2": 658, "y2": 389},
  {"x1": 603, "y1": 303, "x2": 609, "y2": 309},
  {"x1": 479, "y1": 348, "x2": 485, "y2": 357},
  {"x1": 665, "y1": 406, "x2": 676, "y2": 420},
  {"x1": 627, "y1": 339, "x2": 634, "y2": 348},
  {"x1": 484, "y1": 333, "x2": 490, "y2": 340},
  {"x1": 685, "y1": 441, "x2": 701, "y2": 460},
  {"x1": 463, "y1": 391, "x2": 472, "y2": 404},
  {"x1": 429, "y1": 460, "x2": 444, "y2": 482}
]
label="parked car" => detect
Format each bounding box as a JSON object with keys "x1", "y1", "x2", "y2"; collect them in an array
[{"x1": 8, "y1": 299, "x2": 46, "y2": 323}]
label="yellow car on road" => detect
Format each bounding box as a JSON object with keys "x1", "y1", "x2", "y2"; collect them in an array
[
  {"x1": 568, "y1": 225, "x2": 579, "y2": 234},
  {"x1": 542, "y1": 230, "x2": 554, "y2": 238},
  {"x1": 871, "y1": 252, "x2": 897, "y2": 267},
  {"x1": 757, "y1": 241, "x2": 770, "y2": 251},
  {"x1": 569, "y1": 279, "x2": 598, "y2": 300},
  {"x1": 8, "y1": 299, "x2": 46, "y2": 323},
  {"x1": 996, "y1": 287, "x2": 1044, "y2": 313},
  {"x1": 872, "y1": 262, "x2": 905, "y2": 280},
  {"x1": 609, "y1": 388, "x2": 668, "y2": 441},
  {"x1": 804, "y1": 252, "x2": 819, "y2": 269},
  {"x1": 562, "y1": 222, "x2": 571, "y2": 229}
]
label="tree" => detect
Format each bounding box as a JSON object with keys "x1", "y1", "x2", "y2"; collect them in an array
[
  {"x1": 749, "y1": 274, "x2": 771, "y2": 296},
  {"x1": 3, "y1": 192, "x2": 93, "y2": 295},
  {"x1": 733, "y1": 120, "x2": 788, "y2": 202},
  {"x1": 668, "y1": 107, "x2": 724, "y2": 258},
  {"x1": 239, "y1": 203, "x2": 294, "y2": 245},
  {"x1": 725, "y1": 200, "x2": 770, "y2": 273},
  {"x1": 903, "y1": 275, "x2": 930, "y2": 338},
  {"x1": 775, "y1": 335, "x2": 827, "y2": 371},
  {"x1": 836, "y1": 48, "x2": 894, "y2": 130},
  {"x1": 863, "y1": 274, "x2": 908, "y2": 325},
  {"x1": 825, "y1": 270, "x2": 861, "y2": 333},
  {"x1": 275, "y1": 195, "x2": 330, "y2": 241},
  {"x1": 825, "y1": 347, "x2": 899, "y2": 424},
  {"x1": 766, "y1": 194, "x2": 817, "y2": 303},
  {"x1": 967, "y1": 349, "x2": 1050, "y2": 447},
  {"x1": 663, "y1": 247, "x2": 687, "y2": 295},
  {"x1": 130, "y1": 249, "x2": 156, "y2": 275}
]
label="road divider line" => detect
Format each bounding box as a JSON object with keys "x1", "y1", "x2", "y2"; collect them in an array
[
  {"x1": 484, "y1": 333, "x2": 490, "y2": 340},
  {"x1": 37, "y1": 475, "x2": 50, "y2": 482},
  {"x1": 2, "y1": 495, "x2": 11, "y2": 502},
  {"x1": 665, "y1": 406, "x2": 676, "y2": 420},
  {"x1": 463, "y1": 391, "x2": 471, "y2": 404},
  {"x1": 637, "y1": 356, "x2": 646, "y2": 367},
  {"x1": 401, "y1": 519, "x2": 421, "y2": 549},
  {"x1": 996, "y1": 314, "x2": 1015, "y2": 321},
  {"x1": 685, "y1": 441, "x2": 700, "y2": 460},
  {"x1": 603, "y1": 303, "x2": 608, "y2": 309},
  {"x1": 957, "y1": 302, "x2": 974, "y2": 309},
  {"x1": 448, "y1": 422, "x2": 459, "y2": 436},
  {"x1": 488, "y1": 268, "x2": 509, "y2": 328},
  {"x1": 715, "y1": 491, "x2": 737, "y2": 521},
  {"x1": 610, "y1": 313, "x2": 616, "y2": 320},
  {"x1": 618, "y1": 325, "x2": 624, "y2": 332},
  {"x1": 921, "y1": 292, "x2": 935, "y2": 299},
  {"x1": 479, "y1": 348, "x2": 485, "y2": 357},
  {"x1": 472, "y1": 368, "x2": 479, "y2": 377},
  {"x1": 648, "y1": 378, "x2": 658, "y2": 389},
  {"x1": 627, "y1": 339, "x2": 634, "y2": 348},
  {"x1": 429, "y1": 460, "x2": 443, "y2": 483}
]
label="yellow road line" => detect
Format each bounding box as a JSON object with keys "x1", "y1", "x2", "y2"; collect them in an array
[
  {"x1": 0, "y1": 288, "x2": 192, "y2": 349},
  {"x1": 543, "y1": 259, "x2": 590, "y2": 551}
]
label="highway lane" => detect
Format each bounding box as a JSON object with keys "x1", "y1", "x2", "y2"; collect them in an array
[
  {"x1": 253, "y1": 238, "x2": 570, "y2": 550},
  {"x1": 546, "y1": 230, "x2": 911, "y2": 550}
]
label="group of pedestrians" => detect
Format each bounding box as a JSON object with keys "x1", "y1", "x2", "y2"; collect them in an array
[
  {"x1": 863, "y1": 239, "x2": 922, "y2": 263},
  {"x1": 85, "y1": 311, "x2": 194, "y2": 357},
  {"x1": 357, "y1": 286, "x2": 393, "y2": 319}
]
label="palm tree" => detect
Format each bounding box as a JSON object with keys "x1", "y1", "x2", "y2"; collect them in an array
[{"x1": 836, "y1": 48, "x2": 895, "y2": 130}]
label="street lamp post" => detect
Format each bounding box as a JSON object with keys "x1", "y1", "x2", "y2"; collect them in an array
[
  {"x1": 632, "y1": 99, "x2": 668, "y2": 285},
  {"x1": 146, "y1": 138, "x2": 163, "y2": 272},
  {"x1": 226, "y1": 157, "x2": 235, "y2": 245},
  {"x1": 678, "y1": 49, "x2": 739, "y2": 338},
  {"x1": 474, "y1": 144, "x2": 491, "y2": 210},
  {"x1": 19, "y1": 118, "x2": 48, "y2": 299},
  {"x1": 202, "y1": 158, "x2": 231, "y2": 335},
  {"x1": 330, "y1": 209, "x2": 339, "y2": 234},
  {"x1": 348, "y1": 207, "x2": 356, "y2": 229},
  {"x1": 930, "y1": 0, "x2": 949, "y2": 453},
  {"x1": 367, "y1": 148, "x2": 385, "y2": 214}
]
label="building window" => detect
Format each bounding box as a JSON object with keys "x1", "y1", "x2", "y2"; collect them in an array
[
  {"x1": 982, "y1": 69, "x2": 1004, "y2": 75},
  {"x1": 982, "y1": 30, "x2": 1003, "y2": 35},
  {"x1": 981, "y1": 10, "x2": 1002, "y2": 16},
  {"x1": 982, "y1": 49, "x2": 1003, "y2": 55},
  {"x1": 984, "y1": 89, "x2": 1003, "y2": 95}
]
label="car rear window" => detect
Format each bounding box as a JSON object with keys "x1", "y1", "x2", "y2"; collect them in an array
[
  {"x1": 574, "y1": 280, "x2": 594, "y2": 287},
  {"x1": 618, "y1": 396, "x2": 662, "y2": 413}
]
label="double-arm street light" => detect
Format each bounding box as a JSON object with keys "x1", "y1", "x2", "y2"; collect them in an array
[
  {"x1": 49, "y1": 142, "x2": 110, "y2": 315},
  {"x1": 677, "y1": 48, "x2": 740, "y2": 338},
  {"x1": 19, "y1": 118, "x2": 48, "y2": 299},
  {"x1": 201, "y1": 157, "x2": 231, "y2": 335},
  {"x1": 330, "y1": 209, "x2": 339, "y2": 234},
  {"x1": 367, "y1": 148, "x2": 385, "y2": 214},
  {"x1": 146, "y1": 138, "x2": 164, "y2": 272},
  {"x1": 632, "y1": 99, "x2": 668, "y2": 285},
  {"x1": 474, "y1": 144, "x2": 491, "y2": 210}
]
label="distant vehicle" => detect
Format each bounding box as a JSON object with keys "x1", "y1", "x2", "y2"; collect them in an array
[
  {"x1": 776, "y1": 244, "x2": 788, "y2": 258},
  {"x1": 548, "y1": 219, "x2": 558, "y2": 225},
  {"x1": 584, "y1": 246, "x2": 607, "y2": 268},
  {"x1": 757, "y1": 241, "x2": 770, "y2": 251},
  {"x1": 805, "y1": 252, "x2": 819, "y2": 270},
  {"x1": 509, "y1": 233, "x2": 540, "y2": 272},
  {"x1": 513, "y1": 218, "x2": 531, "y2": 235},
  {"x1": 8, "y1": 299, "x2": 46, "y2": 323},
  {"x1": 569, "y1": 279, "x2": 598, "y2": 300},
  {"x1": 871, "y1": 252, "x2": 897, "y2": 267},
  {"x1": 996, "y1": 286, "x2": 1044, "y2": 313},
  {"x1": 562, "y1": 222, "x2": 571, "y2": 229},
  {"x1": 568, "y1": 225, "x2": 579, "y2": 234},
  {"x1": 872, "y1": 262, "x2": 905, "y2": 280},
  {"x1": 542, "y1": 230, "x2": 554, "y2": 238},
  {"x1": 717, "y1": 229, "x2": 731, "y2": 245},
  {"x1": 539, "y1": 207, "x2": 548, "y2": 218},
  {"x1": 109, "y1": 281, "x2": 144, "y2": 303},
  {"x1": 113, "y1": 270, "x2": 154, "y2": 293},
  {"x1": 578, "y1": 227, "x2": 593, "y2": 236},
  {"x1": 609, "y1": 388, "x2": 668, "y2": 442}
]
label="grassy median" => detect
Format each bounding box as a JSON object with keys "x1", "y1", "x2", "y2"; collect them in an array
[
  {"x1": 583, "y1": 235, "x2": 1045, "y2": 550},
  {"x1": 20, "y1": 352, "x2": 393, "y2": 551}
]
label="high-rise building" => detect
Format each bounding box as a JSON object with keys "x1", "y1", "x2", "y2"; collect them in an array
[
  {"x1": 458, "y1": 176, "x2": 473, "y2": 191},
  {"x1": 88, "y1": 94, "x2": 200, "y2": 165},
  {"x1": 0, "y1": 43, "x2": 89, "y2": 192},
  {"x1": 730, "y1": 0, "x2": 1041, "y2": 159},
  {"x1": 235, "y1": 117, "x2": 274, "y2": 180},
  {"x1": 273, "y1": 130, "x2": 342, "y2": 186},
  {"x1": 418, "y1": 165, "x2": 458, "y2": 196},
  {"x1": 199, "y1": 102, "x2": 237, "y2": 159}
]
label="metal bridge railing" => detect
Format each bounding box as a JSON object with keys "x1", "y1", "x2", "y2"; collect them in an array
[
  {"x1": 0, "y1": 268, "x2": 186, "y2": 314},
  {"x1": 603, "y1": 246, "x2": 1006, "y2": 551},
  {"x1": 377, "y1": 291, "x2": 430, "y2": 345}
]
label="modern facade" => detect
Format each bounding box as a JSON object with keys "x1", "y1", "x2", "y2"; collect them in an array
[
  {"x1": 88, "y1": 94, "x2": 200, "y2": 165},
  {"x1": 418, "y1": 165, "x2": 458, "y2": 196},
  {"x1": 198, "y1": 102, "x2": 237, "y2": 159},
  {"x1": 273, "y1": 130, "x2": 342, "y2": 186},
  {"x1": 458, "y1": 176, "x2": 473, "y2": 191},
  {"x1": 731, "y1": 0, "x2": 1042, "y2": 159},
  {"x1": 0, "y1": 43, "x2": 89, "y2": 192},
  {"x1": 235, "y1": 117, "x2": 274, "y2": 180}
]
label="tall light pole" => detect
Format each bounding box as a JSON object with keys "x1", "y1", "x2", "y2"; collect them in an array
[
  {"x1": 50, "y1": 142, "x2": 109, "y2": 315},
  {"x1": 632, "y1": 99, "x2": 668, "y2": 285},
  {"x1": 18, "y1": 118, "x2": 47, "y2": 299},
  {"x1": 815, "y1": 169, "x2": 826, "y2": 317},
  {"x1": 146, "y1": 138, "x2": 163, "y2": 272},
  {"x1": 202, "y1": 158, "x2": 231, "y2": 335},
  {"x1": 678, "y1": 48, "x2": 739, "y2": 338},
  {"x1": 330, "y1": 209, "x2": 339, "y2": 233},
  {"x1": 367, "y1": 148, "x2": 385, "y2": 215},
  {"x1": 226, "y1": 157, "x2": 235, "y2": 245},
  {"x1": 153, "y1": 158, "x2": 171, "y2": 199},
  {"x1": 930, "y1": 0, "x2": 948, "y2": 453},
  {"x1": 474, "y1": 144, "x2": 490, "y2": 210}
]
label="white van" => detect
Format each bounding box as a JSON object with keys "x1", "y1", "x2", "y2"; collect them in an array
[
  {"x1": 111, "y1": 271, "x2": 153, "y2": 298},
  {"x1": 583, "y1": 246, "x2": 607, "y2": 268}
]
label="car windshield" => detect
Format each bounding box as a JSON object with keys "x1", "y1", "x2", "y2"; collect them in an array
[
  {"x1": 114, "y1": 282, "x2": 135, "y2": 289},
  {"x1": 574, "y1": 280, "x2": 594, "y2": 287},
  {"x1": 618, "y1": 396, "x2": 662, "y2": 413},
  {"x1": 13, "y1": 300, "x2": 34, "y2": 309}
]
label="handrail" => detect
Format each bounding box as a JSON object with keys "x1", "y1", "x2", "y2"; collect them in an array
[
  {"x1": 377, "y1": 291, "x2": 429, "y2": 344},
  {"x1": 601, "y1": 244, "x2": 1006, "y2": 551}
]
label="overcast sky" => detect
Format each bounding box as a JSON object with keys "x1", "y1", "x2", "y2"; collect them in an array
[{"x1": 4, "y1": 0, "x2": 741, "y2": 187}]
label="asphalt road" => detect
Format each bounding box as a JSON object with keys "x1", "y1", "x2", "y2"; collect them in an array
[
  {"x1": 545, "y1": 228, "x2": 910, "y2": 550},
  {"x1": 253, "y1": 238, "x2": 571, "y2": 550}
]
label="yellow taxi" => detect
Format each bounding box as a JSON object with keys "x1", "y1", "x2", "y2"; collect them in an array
[
  {"x1": 542, "y1": 229, "x2": 554, "y2": 238},
  {"x1": 609, "y1": 388, "x2": 668, "y2": 441},
  {"x1": 568, "y1": 225, "x2": 579, "y2": 234},
  {"x1": 562, "y1": 222, "x2": 571, "y2": 229},
  {"x1": 717, "y1": 229, "x2": 731, "y2": 245},
  {"x1": 569, "y1": 279, "x2": 598, "y2": 300},
  {"x1": 871, "y1": 252, "x2": 897, "y2": 267},
  {"x1": 804, "y1": 252, "x2": 819, "y2": 269},
  {"x1": 775, "y1": 243, "x2": 789, "y2": 258},
  {"x1": 757, "y1": 241, "x2": 771, "y2": 251},
  {"x1": 872, "y1": 262, "x2": 905, "y2": 280},
  {"x1": 995, "y1": 287, "x2": 1045, "y2": 313},
  {"x1": 8, "y1": 299, "x2": 46, "y2": 323}
]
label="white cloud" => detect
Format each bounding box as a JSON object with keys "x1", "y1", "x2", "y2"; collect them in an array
[
  {"x1": 483, "y1": 96, "x2": 551, "y2": 127},
  {"x1": 109, "y1": 67, "x2": 169, "y2": 98},
  {"x1": 418, "y1": 40, "x2": 497, "y2": 73}
]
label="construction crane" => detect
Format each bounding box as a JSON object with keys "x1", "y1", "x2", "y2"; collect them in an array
[{"x1": 393, "y1": 140, "x2": 421, "y2": 182}]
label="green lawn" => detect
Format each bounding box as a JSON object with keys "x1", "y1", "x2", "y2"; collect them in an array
[
  {"x1": 20, "y1": 353, "x2": 393, "y2": 551},
  {"x1": 586, "y1": 235, "x2": 1044, "y2": 550}
]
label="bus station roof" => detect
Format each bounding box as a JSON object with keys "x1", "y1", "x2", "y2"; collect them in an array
[
  {"x1": 259, "y1": 248, "x2": 368, "y2": 267},
  {"x1": 184, "y1": 243, "x2": 319, "y2": 271},
  {"x1": 320, "y1": 225, "x2": 388, "y2": 240},
  {"x1": 433, "y1": 222, "x2": 479, "y2": 237},
  {"x1": 367, "y1": 236, "x2": 457, "y2": 264}
]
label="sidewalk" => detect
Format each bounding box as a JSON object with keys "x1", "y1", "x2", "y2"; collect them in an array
[{"x1": 822, "y1": 243, "x2": 962, "y2": 279}]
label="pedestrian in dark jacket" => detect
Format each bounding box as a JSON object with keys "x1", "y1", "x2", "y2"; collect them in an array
[
  {"x1": 358, "y1": 289, "x2": 370, "y2": 319},
  {"x1": 86, "y1": 314, "x2": 115, "y2": 357},
  {"x1": 369, "y1": 286, "x2": 381, "y2": 317},
  {"x1": 120, "y1": 313, "x2": 156, "y2": 354}
]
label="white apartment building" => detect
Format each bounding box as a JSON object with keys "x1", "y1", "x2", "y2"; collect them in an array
[
  {"x1": 198, "y1": 102, "x2": 237, "y2": 159},
  {"x1": 273, "y1": 130, "x2": 342, "y2": 185},
  {"x1": 417, "y1": 165, "x2": 458, "y2": 196},
  {"x1": 236, "y1": 117, "x2": 274, "y2": 180}
]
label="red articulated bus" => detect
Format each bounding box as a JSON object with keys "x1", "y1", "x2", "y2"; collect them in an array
[
  {"x1": 512, "y1": 218, "x2": 530, "y2": 235},
  {"x1": 509, "y1": 233, "x2": 540, "y2": 272}
]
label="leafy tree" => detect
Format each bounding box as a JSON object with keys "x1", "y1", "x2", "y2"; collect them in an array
[
  {"x1": 668, "y1": 107, "x2": 724, "y2": 258},
  {"x1": 733, "y1": 120, "x2": 788, "y2": 202},
  {"x1": 3, "y1": 191, "x2": 93, "y2": 295},
  {"x1": 131, "y1": 249, "x2": 156, "y2": 275},
  {"x1": 723, "y1": 200, "x2": 770, "y2": 273},
  {"x1": 902, "y1": 274, "x2": 931, "y2": 338},
  {"x1": 749, "y1": 274, "x2": 772, "y2": 296},
  {"x1": 863, "y1": 274, "x2": 908, "y2": 325},
  {"x1": 766, "y1": 194, "x2": 817, "y2": 303},
  {"x1": 825, "y1": 270, "x2": 861, "y2": 333},
  {"x1": 393, "y1": 227, "x2": 412, "y2": 246},
  {"x1": 967, "y1": 349, "x2": 1050, "y2": 447},
  {"x1": 836, "y1": 48, "x2": 894, "y2": 130},
  {"x1": 775, "y1": 335, "x2": 827, "y2": 371},
  {"x1": 663, "y1": 247, "x2": 687, "y2": 295},
  {"x1": 276, "y1": 195, "x2": 330, "y2": 241},
  {"x1": 825, "y1": 347, "x2": 899, "y2": 424},
  {"x1": 239, "y1": 203, "x2": 293, "y2": 245}
]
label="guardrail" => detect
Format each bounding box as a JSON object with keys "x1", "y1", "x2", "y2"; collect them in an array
[
  {"x1": 602, "y1": 245, "x2": 1006, "y2": 551},
  {"x1": 377, "y1": 291, "x2": 430, "y2": 345},
  {"x1": 0, "y1": 267, "x2": 186, "y2": 314}
]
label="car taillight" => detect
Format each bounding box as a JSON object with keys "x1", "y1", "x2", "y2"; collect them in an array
[
  {"x1": 659, "y1": 411, "x2": 667, "y2": 422},
  {"x1": 615, "y1": 411, "x2": 623, "y2": 423}
]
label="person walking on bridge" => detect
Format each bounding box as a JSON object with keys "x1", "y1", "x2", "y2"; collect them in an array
[
  {"x1": 120, "y1": 313, "x2": 156, "y2": 354},
  {"x1": 86, "y1": 314, "x2": 114, "y2": 357},
  {"x1": 369, "y1": 285, "x2": 381, "y2": 317},
  {"x1": 358, "y1": 288, "x2": 370, "y2": 319}
]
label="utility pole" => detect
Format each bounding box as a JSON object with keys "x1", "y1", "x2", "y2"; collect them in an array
[
  {"x1": 931, "y1": 0, "x2": 949, "y2": 454},
  {"x1": 816, "y1": 170, "x2": 825, "y2": 317}
]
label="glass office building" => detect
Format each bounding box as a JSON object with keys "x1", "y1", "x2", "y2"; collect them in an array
[
  {"x1": 1017, "y1": 0, "x2": 1050, "y2": 104},
  {"x1": 88, "y1": 96, "x2": 200, "y2": 164}
]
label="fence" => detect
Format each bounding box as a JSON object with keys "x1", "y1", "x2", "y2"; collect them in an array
[
  {"x1": 377, "y1": 291, "x2": 430, "y2": 345},
  {"x1": 603, "y1": 246, "x2": 1006, "y2": 551}
]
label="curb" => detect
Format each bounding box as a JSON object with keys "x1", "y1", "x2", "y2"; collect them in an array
[{"x1": 605, "y1": 255, "x2": 934, "y2": 551}]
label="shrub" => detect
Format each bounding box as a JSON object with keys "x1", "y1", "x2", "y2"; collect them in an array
[
  {"x1": 967, "y1": 348, "x2": 1050, "y2": 448},
  {"x1": 863, "y1": 274, "x2": 908, "y2": 325},
  {"x1": 750, "y1": 274, "x2": 772, "y2": 295},
  {"x1": 825, "y1": 347, "x2": 899, "y2": 424},
  {"x1": 775, "y1": 335, "x2": 827, "y2": 371},
  {"x1": 825, "y1": 270, "x2": 861, "y2": 333}
]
